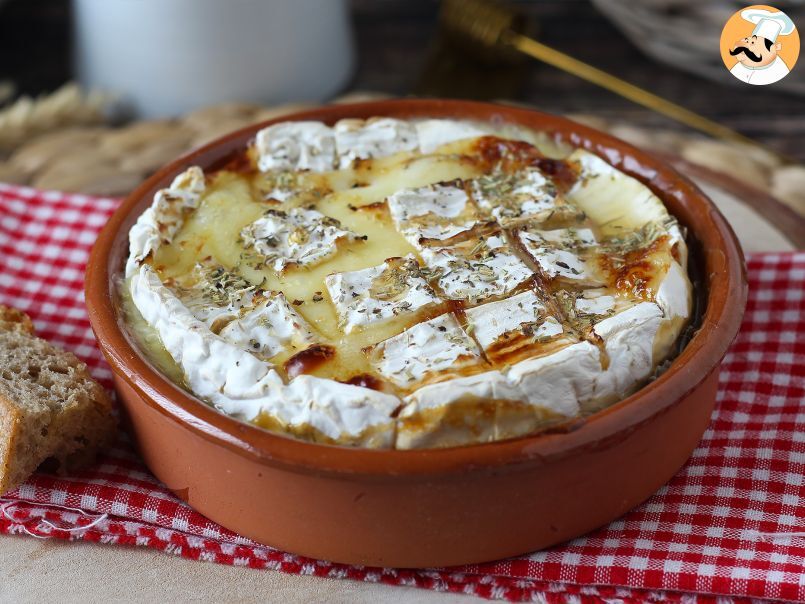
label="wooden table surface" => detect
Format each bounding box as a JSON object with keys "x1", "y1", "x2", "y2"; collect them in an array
[{"x1": 1, "y1": 0, "x2": 803, "y2": 161}]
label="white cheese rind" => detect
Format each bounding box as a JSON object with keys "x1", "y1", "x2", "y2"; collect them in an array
[
  {"x1": 421, "y1": 235, "x2": 533, "y2": 304},
  {"x1": 242, "y1": 208, "x2": 360, "y2": 271},
  {"x1": 472, "y1": 168, "x2": 558, "y2": 224},
  {"x1": 402, "y1": 370, "x2": 517, "y2": 413},
  {"x1": 507, "y1": 341, "x2": 599, "y2": 417},
  {"x1": 524, "y1": 227, "x2": 597, "y2": 247},
  {"x1": 592, "y1": 302, "x2": 663, "y2": 400},
  {"x1": 395, "y1": 370, "x2": 517, "y2": 449},
  {"x1": 218, "y1": 293, "x2": 316, "y2": 358},
  {"x1": 261, "y1": 186, "x2": 295, "y2": 203},
  {"x1": 173, "y1": 275, "x2": 317, "y2": 362},
  {"x1": 335, "y1": 118, "x2": 418, "y2": 168},
  {"x1": 279, "y1": 376, "x2": 400, "y2": 448},
  {"x1": 575, "y1": 291, "x2": 616, "y2": 316},
  {"x1": 256, "y1": 117, "x2": 585, "y2": 179},
  {"x1": 386, "y1": 184, "x2": 478, "y2": 248},
  {"x1": 655, "y1": 260, "x2": 691, "y2": 320},
  {"x1": 667, "y1": 223, "x2": 688, "y2": 268},
  {"x1": 415, "y1": 119, "x2": 488, "y2": 153},
  {"x1": 125, "y1": 166, "x2": 205, "y2": 277},
  {"x1": 255, "y1": 121, "x2": 336, "y2": 173},
  {"x1": 396, "y1": 341, "x2": 601, "y2": 448},
  {"x1": 126, "y1": 208, "x2": 159, "y2": 278},
  {"x1": 519, "y1": 229, "x2": 596, "y2": 281},
  {"x1": 130, "y1": 265, "x2": 399, "y2": 446},
  {"x1": 395, "y1": 305, "x2": 668, "y2": 440},
  {"x1": 519, "y1": 240, "x2": 590, "y2": 281},
  {"x1": 130, "y1": 265, "x2": 282, "y2": 410},
  {"x1": 325, "y1": 255, "x2": 441, "y2": 334},
  {"x1": 410, "y1": 222, "x2": 476, "y2": 244},
  {"x1": 464, "y1": 290, "x2": 562, "y2": 351},
  {"x1": 369, "y1": 313, "x2": 481, "y2": 388},
  {"x1": 176, "y1": 287, "x2": 259, "y2": 332},
  {"x1": 256, "y1": 118, "x2": 486, "y2": 173},
  {"x1": 387, "y1": 185, "x2": 468, "y2": 222},
  {"x1": 534, "y1": 249, "x2": 588, "y2": 280}
]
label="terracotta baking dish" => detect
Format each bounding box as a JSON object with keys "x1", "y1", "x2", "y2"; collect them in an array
[{"x1": 85, "y1": 99, "x2": 746, "y2": 568}]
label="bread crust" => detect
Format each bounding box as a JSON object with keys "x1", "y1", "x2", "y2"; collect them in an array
[
  {"x1": 0, "y1": 395, "x2": 23, "y2": 493},
  {"x1": 0, "y1": 305, "x2": 116, "y2": 495},
  {"x1": 0, "y1": 305, "x2": 34, "y2": 335}
]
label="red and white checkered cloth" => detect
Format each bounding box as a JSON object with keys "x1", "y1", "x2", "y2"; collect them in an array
[{"x1": 0, "y1": 182, "x2": 803, "y2": 603}]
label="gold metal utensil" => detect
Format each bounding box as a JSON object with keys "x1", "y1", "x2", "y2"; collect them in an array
[{"x1": 439, "y1": 0, "x2": 789, "y2": 161}]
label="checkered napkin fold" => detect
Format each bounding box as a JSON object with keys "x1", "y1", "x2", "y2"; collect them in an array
[{"x1": 0, "y1": 183, "x2": 803, "y2": 603}]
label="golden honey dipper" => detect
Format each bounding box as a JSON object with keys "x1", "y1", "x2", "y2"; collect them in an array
[{"x1": 439, "y1": 0, "x2": 791, "y2": 162}]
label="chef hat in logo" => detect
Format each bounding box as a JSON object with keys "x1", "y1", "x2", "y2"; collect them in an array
[{"x1": 741, "y1": 8, "x2": 796, "y2": 43}]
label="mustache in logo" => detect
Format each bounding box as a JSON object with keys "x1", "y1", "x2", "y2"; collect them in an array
[{"x1": 730, "y1": 46, "x2": 763, "y2": 62}]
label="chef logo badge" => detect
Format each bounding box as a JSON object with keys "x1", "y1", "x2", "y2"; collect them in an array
[{"x1": 720, "y1": 5, "x2": 799, "y2": 85}]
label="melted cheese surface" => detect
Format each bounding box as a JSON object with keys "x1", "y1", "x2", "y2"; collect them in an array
[{"x1": 122, "y1": 117, "x2": 693, "y2": 449}]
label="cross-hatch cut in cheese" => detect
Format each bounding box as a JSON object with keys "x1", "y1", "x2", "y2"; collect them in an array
[{"x1": 122, "y1": 116, "x2": 693, "y2": 450}]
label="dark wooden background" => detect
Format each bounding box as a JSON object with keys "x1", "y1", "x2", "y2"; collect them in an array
[{"x1": 1, "y1": 0, "x2": 803, "y2": 161}]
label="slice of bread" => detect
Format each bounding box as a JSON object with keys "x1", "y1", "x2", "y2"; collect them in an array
[
  {"x1": 0, "y1": 305, "x2": 116, "y2": 495},
  {"x1": 0, "y1": 306, "x2": 34, "y2": 335}
]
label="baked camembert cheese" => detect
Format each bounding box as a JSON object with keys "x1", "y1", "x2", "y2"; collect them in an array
[{"x1": 122, "y1": 116, "x2": 693, "y2": 449}]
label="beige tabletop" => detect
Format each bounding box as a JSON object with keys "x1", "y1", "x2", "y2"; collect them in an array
[{"x1": 0, "y1": 172, "x2": 799, "y2": 603}]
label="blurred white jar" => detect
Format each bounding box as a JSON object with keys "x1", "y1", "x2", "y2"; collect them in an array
[{"x1": 72, "y1": 0, "x2": 355, "y2": 118}]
